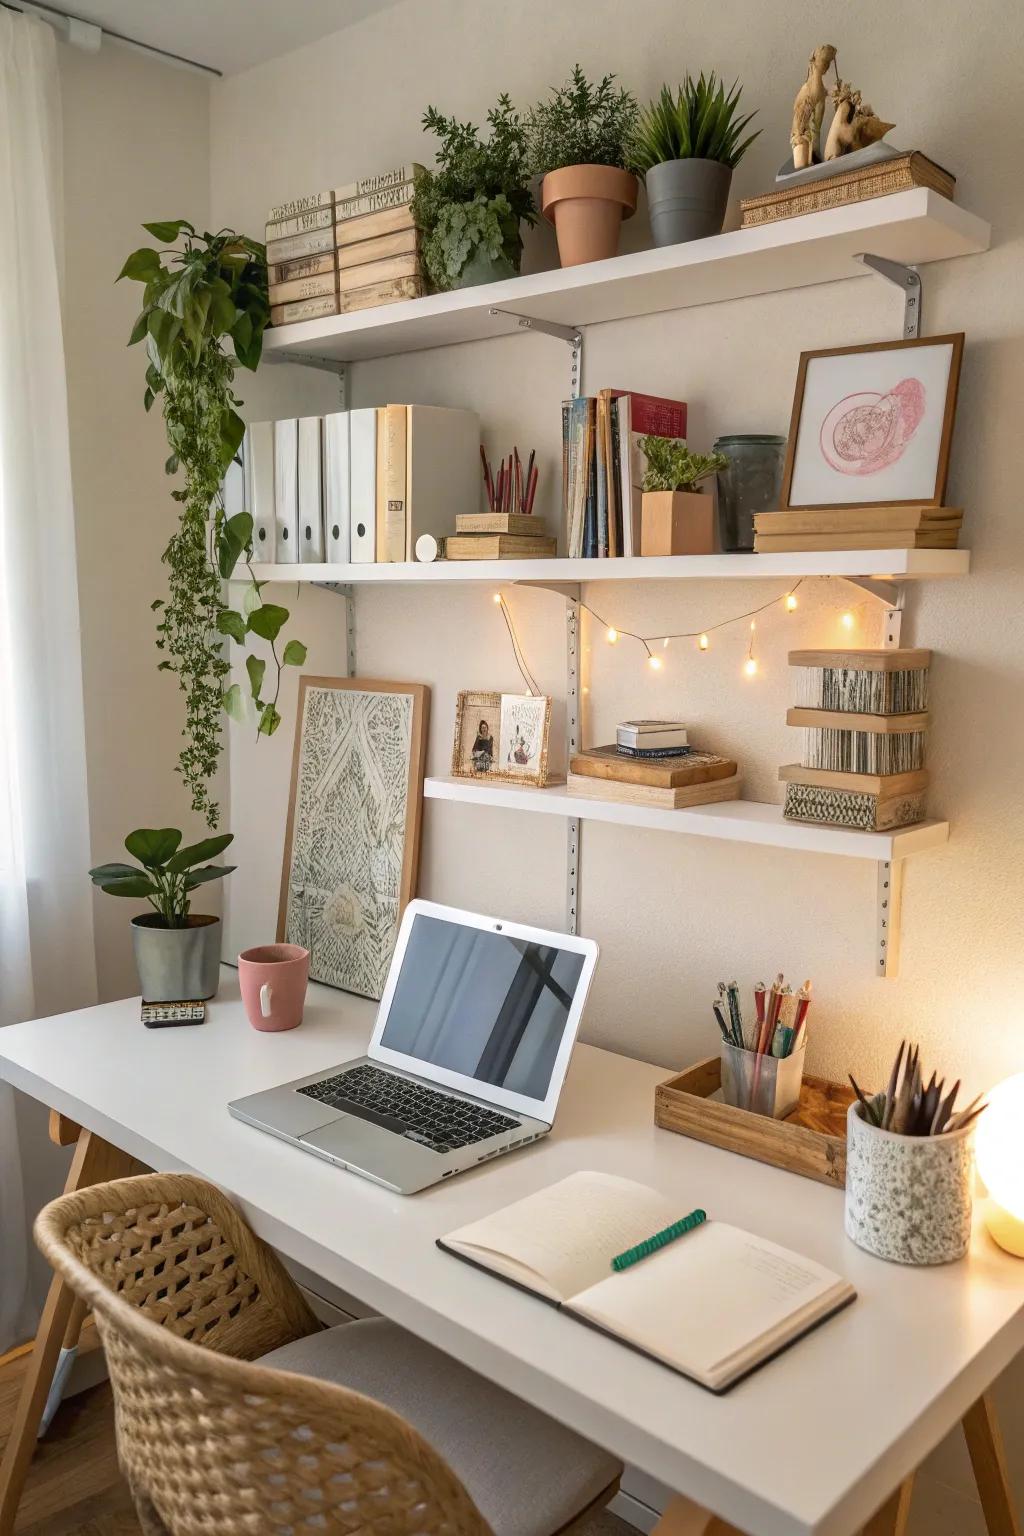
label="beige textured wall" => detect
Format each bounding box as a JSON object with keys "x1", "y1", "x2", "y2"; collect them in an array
[
  {"x1": 208, "y1": 5, "x2": 1023, "y2": 1527},
  {"x1": 60, "y1": 41, "x2": 213, "y2": 1000}
]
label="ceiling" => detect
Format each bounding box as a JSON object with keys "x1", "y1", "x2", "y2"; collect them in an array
[{"x1": 57, "y1": 0, "x2": 402, "y2": 75}]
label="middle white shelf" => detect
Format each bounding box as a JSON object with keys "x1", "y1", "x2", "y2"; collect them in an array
[{"x1": 424, "y1": 776, "x2": 949, "y2": 861}]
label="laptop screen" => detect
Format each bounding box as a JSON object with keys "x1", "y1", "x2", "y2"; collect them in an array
[{"x1": 378, "y1": 913, "x2": 586, "y2": 1102}]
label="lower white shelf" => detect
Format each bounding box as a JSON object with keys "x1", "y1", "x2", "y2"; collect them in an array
[{"x1": 423, "y1": 775, "x2": 950, "y2": 861}]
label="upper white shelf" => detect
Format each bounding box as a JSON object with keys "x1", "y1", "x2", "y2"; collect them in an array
[
  {"x1": 251, "y1": 548, "x2": 970, "y2": 586},
  {"x1": 424, "y1": 775, "x2": 950, "y2": 861},
  {"x1": 262, "y1": 189, "x2": 989, "y2": 365}
]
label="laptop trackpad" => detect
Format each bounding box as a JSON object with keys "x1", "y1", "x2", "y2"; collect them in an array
[{"x1": 301, "y1": 1115, "x2": 436, "y2": 1176}]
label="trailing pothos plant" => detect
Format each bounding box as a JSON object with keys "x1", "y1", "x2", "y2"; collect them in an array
[{"x1": 118, "y1": 219, "x2": 306, "y2": 829}]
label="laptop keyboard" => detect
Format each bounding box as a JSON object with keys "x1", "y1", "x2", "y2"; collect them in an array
[{"x1": 297, "y1": 1063, "x2": 521, "y2": 1154}]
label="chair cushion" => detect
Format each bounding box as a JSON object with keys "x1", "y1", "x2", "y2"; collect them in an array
[{"x1": 260, "y1": 1318, "x2": 621, "y2": 1536}]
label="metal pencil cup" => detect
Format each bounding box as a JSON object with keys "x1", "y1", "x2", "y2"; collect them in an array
[{"x1": 720, "y1": 1039, "x2": 806, "y2": 1119}]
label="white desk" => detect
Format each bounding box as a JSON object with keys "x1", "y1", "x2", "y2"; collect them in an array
[{"x1": 2, "y1": 969, "x2": 1022, "y2": 1536}]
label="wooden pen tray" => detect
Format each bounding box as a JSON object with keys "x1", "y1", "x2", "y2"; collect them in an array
[{"x1": 655, "y1": 1056, "x2": 855, "y2": 1187}]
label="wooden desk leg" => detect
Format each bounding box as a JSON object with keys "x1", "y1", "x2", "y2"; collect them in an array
[
  {"x1": 964, "y1": 1394, "x2": 1022, "y2": 1536},
  {"x1": 650, "y1": 1495, "x2": 745, "y2": 1535},
  {"x1": 0, "y1": 1124, "x2": 131, "y2": 1536},
  {"x1": 861, "y1": 1478, "x2": 914, "y2": 1536}
]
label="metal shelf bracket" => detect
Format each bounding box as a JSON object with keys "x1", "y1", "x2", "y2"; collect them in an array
[
  {"x1": 841, "y1": 577, "x2": 906, "y2": 647},
  {"x1": 312, "y1": 581, "x2": 356, "y2": 674},
  {"x1": 565, "y1": 591, "x2": 581, "y2": 935},
  {"x1": 876, "y1": 860, "x2": 904, "y2": 977},
  {"x1": 854, "y1": 253, "x2": 922, "y2": 339},
  {"x1": 488, "y1": 308, "x2": 584, "y2": 399}
]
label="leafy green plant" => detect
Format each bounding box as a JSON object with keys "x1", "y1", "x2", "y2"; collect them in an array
[
  {"x1": 414, "y1": 96, "x2": 535, "y2": 291},
  {"x1": 639, "y1": 437, "x2": 728, "y2": 492},
  {"x1": 118, "y1": 221, "x2": 307, "y2": 829},
  {"x1": 628, "y1": 75, "x2": 760, "y2": 175},
  {"x1": 89, "y1": 827, "x2": 234, "y2": 928},
  {"x1": 526, "y1": 65, "x2": 639, "y2": 175}
]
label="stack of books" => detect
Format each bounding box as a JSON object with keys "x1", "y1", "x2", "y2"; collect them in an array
[
  {"x1": 267, "y1": 164, "x2": 426, "y2": 328},
  {"x1": 781, "y1": 648, "x2": 931, "y2": 831},
  {"x1": 242, "y1": 404, "x2": 479, "y2": 565},
  {"x1": 754, "y1": 504, "x2": 963, "y2": 553},
  {"x1": 446, "y1": 512, "x2": 555, "y2": 561},
  {"x1": 570, "y1": 721, "x2": 739, "y2": 808},
  {"x1": 739, "y1": 151, "x2": 955, "y2": 228},
  {"x1": 562, "y1": 390, "x2": 687, "y2": 557}
]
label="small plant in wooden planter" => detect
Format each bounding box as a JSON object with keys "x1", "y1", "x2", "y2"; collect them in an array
[{"x1": 638, "y1": 437, "x2": 727, "y2": 555}]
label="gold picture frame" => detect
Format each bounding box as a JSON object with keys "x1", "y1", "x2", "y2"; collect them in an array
[{"x1": 452, "y1": 690, "x2": 552, "y2": 787}]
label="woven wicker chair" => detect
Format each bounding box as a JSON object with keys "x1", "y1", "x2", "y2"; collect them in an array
[{"x1": 34, "y1": 1171, "x2": 621, "y2": 1536}]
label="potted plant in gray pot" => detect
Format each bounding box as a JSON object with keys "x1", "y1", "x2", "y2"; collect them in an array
[
  {"x1": 629, "y1": 74, "x2": 760, "y2": 246},
  {"x1": 89, "y1": 828, "x2": 234, "y2": 1001}
]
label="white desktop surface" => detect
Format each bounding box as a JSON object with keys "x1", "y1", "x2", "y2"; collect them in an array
[{"x1": 2, "y1": 968, "x2": 1022, "y2": 1536}]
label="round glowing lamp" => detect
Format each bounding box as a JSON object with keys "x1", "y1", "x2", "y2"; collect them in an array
[{"x1": 976, "y1": 1073, "x2": 1024, "y2": 1257}]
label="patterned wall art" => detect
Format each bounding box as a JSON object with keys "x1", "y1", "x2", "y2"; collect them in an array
[
  {"x1": 781, "y1": 334, "x2": 964, "y2": 509},
  {"x1": 278, "y1": 677, "x2": 429, "y2": 1000}
]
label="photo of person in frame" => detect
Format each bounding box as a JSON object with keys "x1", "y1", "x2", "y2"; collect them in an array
[{"x1": 472, "y1": 718, "x2": 495, "y2": 773}]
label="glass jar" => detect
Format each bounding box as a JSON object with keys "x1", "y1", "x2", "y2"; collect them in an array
[{"x1": 713, "y1": 434, "x2": 787, "y2": 553}]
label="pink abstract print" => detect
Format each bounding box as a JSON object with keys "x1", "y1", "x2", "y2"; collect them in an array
[{"x1": 819, "y1": 377, "x2": 926, "y2": 476}]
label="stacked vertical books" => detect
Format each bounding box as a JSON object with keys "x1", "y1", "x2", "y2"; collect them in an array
[
  {"x1": 267, "y1": 165, "x2": 427, "y2": 327},
  {"x1": 754, "y1": 504, "x2": 963, "y2": 552},
  {"x1": 243, "y1": 405, "x2": 479, "y2": 565},
  {"x1": 781, "y1": 649, "x2": 931, "y2": 831},
  {"x1": 569, "y1": 720, "x2": 740, "y2": 808},
  {"x1": 562, "y1": 390, "x2": 687, "y2": 557}
]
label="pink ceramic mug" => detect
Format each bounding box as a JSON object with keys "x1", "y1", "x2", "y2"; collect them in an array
[{"x1": 238, "y1": 943, "x2": 310, "y2": 1032}]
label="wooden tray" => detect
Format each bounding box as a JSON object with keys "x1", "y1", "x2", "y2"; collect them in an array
[{"x1": 655, "y1": 1056, "x2": 855, "y2": 1187}]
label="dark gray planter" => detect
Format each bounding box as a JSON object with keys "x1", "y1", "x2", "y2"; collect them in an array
[
  {"x1": 646, "y1": 158, "x2": 732, "y2": 246},
  {"x1": 131, "y1": 913, "x2": 221, "y2": 1002}
]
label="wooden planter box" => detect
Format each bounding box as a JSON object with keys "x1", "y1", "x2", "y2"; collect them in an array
[
  {"x1": 640, "y1": 490, "x2": 716, "y2": 555},
  {"x1": 654, "y1": 1055, "x2": 855, "y2": 1187}
]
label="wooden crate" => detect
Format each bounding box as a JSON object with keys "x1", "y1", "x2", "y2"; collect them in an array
[{"x1": 654, "y1": 1055, "x2": 855, "y2": 1187}]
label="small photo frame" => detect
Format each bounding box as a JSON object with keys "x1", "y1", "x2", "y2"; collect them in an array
[
  {"x1": 452, "y1": 691, "x2": 502, "y2": 778},
  {"x1": 781, "y1": 334, "x2": 964, "y2": 509},
  {"x1": 452, "y1": 690, "x2": 553, "y2": 786}
]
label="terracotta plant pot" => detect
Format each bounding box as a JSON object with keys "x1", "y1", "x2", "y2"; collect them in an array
[
  {"x1": 541, "y1": 165, "x2": 638, "y2": 267},
  {"x1": 640, "y1": 490, "x2": 717, "y2": 556}
]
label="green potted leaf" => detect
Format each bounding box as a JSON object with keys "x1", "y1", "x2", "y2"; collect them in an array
[
  {"x1": 525, "y1": 66, "x2": 639, "y2": 266},
  {"x1": 637, "y1": 437, "x2": 728, "y2": 555},
  {"x1": 628, "y1": 74, "x2": 760, "y2": 245},
  {"x1": 90, "y1": 828, "x2": 234, "y2": 1002},
  {"x1": 414, "y1": 96, "x2": 536, "y2": 291}
]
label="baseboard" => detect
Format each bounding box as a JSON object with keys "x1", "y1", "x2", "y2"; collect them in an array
[{"x1": 609, "y1": 1488, "x2": 661, "y2": 1532}]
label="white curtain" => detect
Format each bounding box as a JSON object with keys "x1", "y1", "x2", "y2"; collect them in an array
[{"x1": 0, "y1": 11, "x2": 97, "y2": 1352}]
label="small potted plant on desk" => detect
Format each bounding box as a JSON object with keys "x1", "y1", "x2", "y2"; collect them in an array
[
  {"x1": 414, "y1": 94, "x2": 536, "y2": 290},
  {"x1": 638, "y1": 437, "x2": 727, "y2": 555},
  {"x1": 89, "y1": 828, "x2": 234, "y2": 1001},
  {"x1": 629, "y1": 73, "x2": 760, "y2": 246},
  {"x1": 526, "y1": 65, "x2": 639, "y2": 266}
]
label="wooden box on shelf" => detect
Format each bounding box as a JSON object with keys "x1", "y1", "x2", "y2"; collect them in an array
[
  {"x1": 654, "y1": 1055, "x2": 855, "y2": 1187},
  {"x1": 640, "y1": 491, "x2": 716, "y2": 556}
]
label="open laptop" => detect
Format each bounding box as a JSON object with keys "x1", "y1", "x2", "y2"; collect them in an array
[{"x1": 228, "y1": 899, "x2": 598, "y2": 1194}]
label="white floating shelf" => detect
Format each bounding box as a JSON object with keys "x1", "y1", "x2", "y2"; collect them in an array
[
  {"x1": 263, "y1": 189, "x2": 989, "y2": 365},
  {"x1": 424, "y1": 775, "x2": 950, "y2": 861},
  {"x1": 251, "y1": 548, "x2": 970, "y2": 586}
]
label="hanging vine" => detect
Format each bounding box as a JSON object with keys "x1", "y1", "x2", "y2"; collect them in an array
[{"x1": 119, "y1": 220, "x2": 305, "y2": 828}]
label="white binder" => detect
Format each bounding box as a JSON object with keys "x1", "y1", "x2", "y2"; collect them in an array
[
  {"x1": 273, "y1": 418, "x2": 299, "y2": 562},
  {"x1": 349, "y1": 408, "x2": 377, "y2": 563},
  {"x1": 297, "y1": 416, "x2": 324, "y2": 562},
  {"x1": 323, "y1": 411, "x2": 351, "y2": 563},
  {"x1": 222, "y1": 440, "x2": 246, "y2": 519},
  {"x1": 248, "y1": 421, "x2": 275, "y2": 560}
]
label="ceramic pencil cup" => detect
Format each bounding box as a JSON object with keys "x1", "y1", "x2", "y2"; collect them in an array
[
  {"x1": 720, "y1": 1039, "x2": 806, "y2": 1119},
  {"x1": 844, "y1": 1101, "x2": 975, "y2": 1265},
  {"x1": 238, "y1": 943, "x2": 309, "y2": 1033}
]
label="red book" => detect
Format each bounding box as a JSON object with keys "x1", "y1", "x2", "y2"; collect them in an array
[{"x1": 606, "y1": 389, "x2": 687, "y2": 440}]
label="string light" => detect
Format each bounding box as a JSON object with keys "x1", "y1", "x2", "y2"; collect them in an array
[
  {"x1": 662, "y1": 637, "x2": 670, "y2": 649},
  {"x1": 582, "y1": 580, "x2": 805, "y2": 663},
  {"x1": 744, "y1": 618, "x2": 758, "y2": 678},
  {"x1": 841, "y1": 610, "x2": 855, "y2": 630},
  {"x1": 492, "y1": 592, "x2": 502, "y2": 605},
  {"x1": 648, "y1": 654, "x2": 663, "y2": 672},
  {"x1": 492, "y1": 591, "x2": 541, "y2": 696},
  {"x1": 785, "y1": 592, "x2": 798, "y2": 612},
  {"x1": 698, "y1": 633, "x2": 709, "y2": 651},
  {"x1": 606, "y1": 626, "x2": 619, "y2": 644}
]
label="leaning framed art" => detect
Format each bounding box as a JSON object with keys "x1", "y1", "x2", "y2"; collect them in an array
[
  {"x1": 780, "y1": 334, "x2": 964, "y2": 509},
  {"x1": 278, "y1": 676, "x2": 429, "y2": 1000}
]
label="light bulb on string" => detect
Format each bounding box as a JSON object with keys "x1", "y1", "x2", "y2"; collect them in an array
[
  {"x1": 744, "y1": 656, "x2": 758, "y2": 677},
  {"x1": 606, "y1": 626, "x2": 618, "y2": 644},
  {"x1": 648, "y1": 654, "x2": 663, "y2": 672},
  {"x1": 698, "y1": 633, "x2": 709, "y2": 651},
  {"x1": 785, "y1": 592, "x2": 798, "y2": 612},
  {"x1": 841, "y1": 611, "x2": 855, "y2": 630},
  {"x1": 492, "y1": 592, "x2": 502, "y2": 605}
]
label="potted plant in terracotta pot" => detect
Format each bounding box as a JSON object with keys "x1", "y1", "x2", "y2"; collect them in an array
[
  {"x1": 414, "y1": 94, "x2": 536, "y2": 290},
  {"x1": 89, "y1": 827, "x2": 234, "y2": 1002},
  {"x1": 638, "y1": 437, "x2": 727, "y2": 555},
  {"x1": 629, "y1": 74, "x2": 760, "y2": 246},
  {"x1": 526, "y1": 65, "x2": 639, "y2": 266}
]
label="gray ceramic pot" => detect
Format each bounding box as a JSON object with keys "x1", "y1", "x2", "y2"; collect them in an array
[
  {"x1": 646, "y1": 158, "x2": 732, "y2": 246},
  {"x1": 131, "y1": 914, "x2": 221, "y2": 1002},
  {"x1": 844, "y1": 1101, "x2": 975, "y2": 1265}
]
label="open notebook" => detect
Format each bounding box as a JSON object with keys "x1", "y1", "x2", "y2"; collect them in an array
[{"x1": 439, "y1": 1171, "x2": 855, "y2": 1393}]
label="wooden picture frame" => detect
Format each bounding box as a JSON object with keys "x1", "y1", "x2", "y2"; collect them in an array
[
  {"x1": 780, "y1": 333, "x2": 964, "y2": 509},
  {"x1": 451, "y1": 689, "x2": 553, "y2": 787},
  {"x1": 278, "y1": 676, "x2": 429, "y2": 1000}
]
